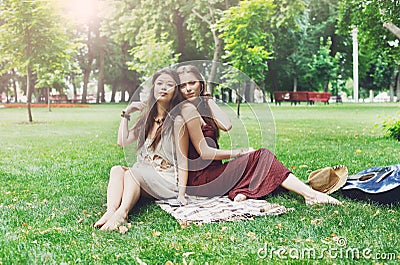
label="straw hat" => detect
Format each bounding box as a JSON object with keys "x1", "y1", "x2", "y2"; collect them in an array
[{"x1": 308, "y1": 165, "x2": 348, "y2": 194}]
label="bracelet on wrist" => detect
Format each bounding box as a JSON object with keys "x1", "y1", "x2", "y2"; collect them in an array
[{"x1": 121, "y1": 110, "x2": 131, "y2": 121}]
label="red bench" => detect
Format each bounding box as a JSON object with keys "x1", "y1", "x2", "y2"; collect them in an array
[
  {"x1": 50, "y1": 94, "x2": 70, "y2": 103},
  {"x1": 273, "y1": 91, "x2": 291, "y2": 105},
  {"x1": 289, "y1": 91, "x2": 309, "y2": 105},
  {"x1": 273, "y1": 91, "x2": 309, "y2": 105},
  {"x1": 274, "y1": 91, "x2": 331, "y2": 105},
  {"x1": 71, "y1": 94, "x2": 97, "y2": 103},
  {"x1": 307, "y1": 92, "x2": 331, "y2": 105}
]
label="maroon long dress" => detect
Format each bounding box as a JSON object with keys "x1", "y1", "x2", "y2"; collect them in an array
[{"x1": 185, "y1": 123, "x2": 291, "y2": 200}]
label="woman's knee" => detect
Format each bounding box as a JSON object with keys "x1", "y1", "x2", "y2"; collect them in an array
[{"x1": 109, "y1": 165, "x2": 126, "y2": 180}]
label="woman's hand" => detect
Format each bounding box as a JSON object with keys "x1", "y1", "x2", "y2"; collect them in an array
[
  {"x1": 234, "y1": 147, "x2": 255, "y2": 158},
  {"x1": 125, "y1": 102, "x2": 145, "y2": 114}
]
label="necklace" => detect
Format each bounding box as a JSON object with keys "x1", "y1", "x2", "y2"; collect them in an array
[{"x1": 154, "y1": 117, "x2": 165, "y2": 125}]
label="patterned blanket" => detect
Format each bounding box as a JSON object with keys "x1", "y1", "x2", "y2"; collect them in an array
[{"x1": 156, "y1": 196, "x2": 289, "y2": 225}]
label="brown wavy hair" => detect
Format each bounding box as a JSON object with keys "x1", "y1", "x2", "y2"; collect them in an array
[
  {"x1": 132, "y1": 68, "x2": 184, "y2": 150},
  {"x1": 176, "y1": 65, "x2": 219, "y2": 139}
]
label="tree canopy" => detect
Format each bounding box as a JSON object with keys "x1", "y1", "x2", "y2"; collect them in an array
[{"x1": 0, "y1": 0, "x2": 399, "y2": 121}]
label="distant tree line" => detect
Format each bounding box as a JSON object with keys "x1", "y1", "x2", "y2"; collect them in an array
[{"x1": 0, "y1": 0, "x2": 398, "y2": 121}]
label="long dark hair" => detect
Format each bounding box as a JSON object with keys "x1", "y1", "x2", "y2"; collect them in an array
[
  {"x1": 132, "y1": 68, "x2": 183, "y2": 150},
  {"x1": 176, "y1": 65, "x2": 219, "y2": 139}
]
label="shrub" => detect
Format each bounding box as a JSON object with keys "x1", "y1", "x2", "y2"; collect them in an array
[{"x1": 382, "y1": 117, "x2": 400, "y2": 141}]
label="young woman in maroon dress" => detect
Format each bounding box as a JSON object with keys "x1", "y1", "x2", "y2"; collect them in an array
[{"x1": 176, "y1": 65, "x2": 341, "y2": 205}]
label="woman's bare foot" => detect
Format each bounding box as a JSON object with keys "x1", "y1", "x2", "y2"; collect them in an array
[
  {"x1": 100, "y1": 210, "x2": 127, "y2": 231},
  {"x1": 94, "y1": 210, "x2": 115, "y2": 228},
  {"x1": 305, "y1": 191, "x2": 342, "y2": 206},
  {"x1": 234, "y1": 193, "x2": 247, "y2": 202}
]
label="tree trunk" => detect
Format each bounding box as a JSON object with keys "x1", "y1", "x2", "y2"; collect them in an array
[
  {"x1": 82, "y1": 67, "x2": 91, "y2": 104},
  {"x1": 383, "y1": 22, "x2": 400, "y2": 39},
  {"x1": 110, "y1": 79, "x2": 118, "y2": 103},
  {"x1": 293, "y1": 74, "x2": 298, "y2": 92},
  {"x1": 324, "y1": 81, "x2": 329, "y2": 92},
  {"x1": 129, "y1": 72, "x2": 139, "y2": 101},
  {"x1": 209, "y1": 31, "x2": 222, "y2": 96},
  {"x1": 121, "y1": 79, "x2": 128, "y2": 102},
  {"x1": 173, "y1": 10, "x2": 186, "y2": 60},
  {"x1": 82, "y1": 26, "x2": 94, "y2": 104},
  {"x1": 47, "y1": 87, "x2": 51, "y2": 112},
  {"x1": 237, "y1": 94, "x2": 241, "y2": 118},
  {"x1": 26, "y1": 65, "x2": 33, "y2": 122},
  {"x1": 71, "y1": 74, "x2": 78, "y2": 102},
  {"x1": 389, "y1": 83, "x2": 394, "y2": 102},
  {"x1": 4, "y1": 81, "x2": 9, "y2": 103},
  {"x1": 97, "y1": 37, "x2": 106, "y2": 103},
  {"x1": 120, "y1": 42, "x2": 129, "y2": 103},
  {"x1": 267, "y1": 61, "x2": 278, "y2": 92},
  {"x1": 12, "y1": 69, "x2": 18, "y2": 103},
  {"x1": 244, "y1": 81, "x2": 255, "y2": 103},
  {"x1": 396, "y1": 66, "x2": 400, "y2": 102},
  {"x1": 191, "y1": 6, "x2": 222, "y2": 96}
]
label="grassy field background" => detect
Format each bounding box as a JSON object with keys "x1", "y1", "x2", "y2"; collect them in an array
[{"x1": 0, "y1": 102, "x2": 399, "y2": 264}]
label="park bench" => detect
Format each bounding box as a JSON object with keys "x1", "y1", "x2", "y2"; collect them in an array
[
  {"x1": 307, "y1": 92, "x2": 331, "y2": 105},
  {"x1": 70, "y1": 94, "x2": 97, "y2": 103},
  {"x1": 273, "y1": 91, "x2": 291, "y2": 105},
  {"x1": 274, "y1": 91, "x2": 332, "y2": 105},
  {"x1": 50, "y1": 94, "x2": 70, "y2": 103},
  {"x1": 273, "y1": 91, "x2": 309, "y2": 105},
  {"x1": 289, "y1": 91, "x2": 309, "y2": 105}
]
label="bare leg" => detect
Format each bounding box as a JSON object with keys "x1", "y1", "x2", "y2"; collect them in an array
[
  {"x1": 280, "y1": 173, "x2": 342, "y2": 205},
  {"x1": 100, "y1": 170, "x2": 141, "y2": 231},
  {"x1": 94, "y1": 166, "x2": 126, "y2": 228}
]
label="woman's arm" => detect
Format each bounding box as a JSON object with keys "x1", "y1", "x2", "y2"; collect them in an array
[
  {"x1": 207, "y1": 98, "x2": 232, "y2": 131},
  {"x1": 174, "y1": 115, "x2": 188, "y2": 205},
  {"x1": 181, "y1": 103, "x2": 249, "y2": 160},
  {"x1": 118, "y1": 102, "x2": 145, "y2": 147}
]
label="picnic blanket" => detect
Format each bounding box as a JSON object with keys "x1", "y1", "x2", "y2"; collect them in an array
[{"x1": 156, "y1": 196, "x2": 290, "y2": 225}]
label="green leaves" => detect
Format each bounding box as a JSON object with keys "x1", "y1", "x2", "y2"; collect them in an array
[
  {"x1": 126, "y1": 30, "x2": 180, "y2": 79},
  {"x1": 217, "y1": 0, "x2": 276, "y2": 84},
  {"x1": 0, "y1": 0, "x2": 73, "y2": 71},
  {"x1": 338, "y1": 0, "x2": 400, "y2": 95}
]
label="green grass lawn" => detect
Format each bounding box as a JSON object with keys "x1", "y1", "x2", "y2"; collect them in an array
[{"x1": 0, "y1": 103, "x2": 399, "y2": 264}]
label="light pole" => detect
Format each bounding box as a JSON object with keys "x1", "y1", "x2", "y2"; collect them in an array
[{"x1": 352, "y1": 27, "x2": 359, "y2": 102}]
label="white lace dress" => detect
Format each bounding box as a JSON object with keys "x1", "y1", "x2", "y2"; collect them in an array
[{"x1": 129, "y1": 134, "x2": 179, "y2": 200}]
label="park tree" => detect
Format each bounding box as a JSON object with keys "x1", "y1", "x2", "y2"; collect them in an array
[
  {"x1": 127, "y1": 30, "x2": 180, "y2": 79},
  {"x1": 60, "y1": 0, "x2": 102, "y2": 104},
  {"x1": 134, "y1": 0, "x2": 202, "y2": 61},
  {"x1": 180, "y1": 0, "x2": 240, "y2": 95},
  {"x1": 100, "y1": 0, "x2": 238, "y2": 100},
  {"x1": 0, "y1": 0, "x2": 74, "y2": 122},
  {"x1": 269, "y1": 0, "x2": 352, "y2": 98},
  {"x1": 338, "y1": 0, "x2": 400, "y2": 101},
  {"x1": 217, "y1": 0, "x2": 275, "y2": 102},
  {"x1": 1, "y1": 69, "x2": 22, "y2": 103},
  {"x1": 100, "y1": 0, "x2": 143, "y2": 101},
  {"x1": 101, "y1": 0, "x2": 196, "y2": 100},
  {"x1": 217, "y1": 0, "x2": 306, "y2": 101},
  {"x1": 0, "y1": 67, "x2": 11, "y2": 103},
  {"x1": 262, "y1": 0, "x2": 307, "y2": 97},
  {"x1": 305, "y1": 37, "x2": 339, "y2": 92}
]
